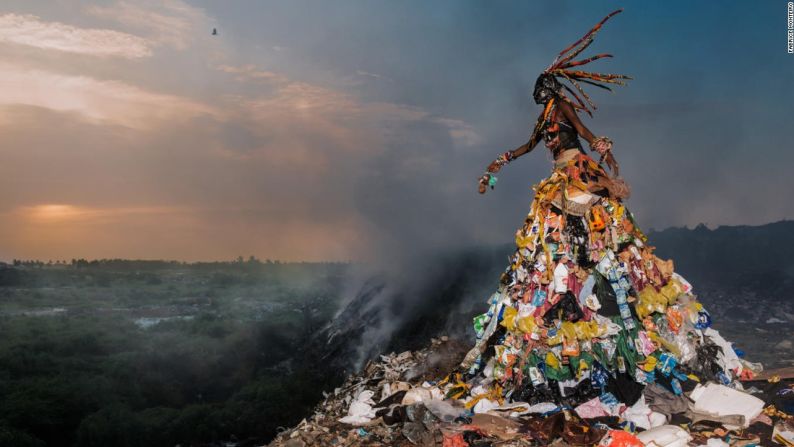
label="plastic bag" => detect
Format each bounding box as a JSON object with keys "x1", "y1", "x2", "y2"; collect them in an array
[{"x1": 597, "y1": 430, "x2": 644, "y2": 447}]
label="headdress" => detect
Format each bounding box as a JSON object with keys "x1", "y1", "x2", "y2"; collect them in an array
[{"x1": 539, "y1": 9, "x2": 631, "y2": 116}]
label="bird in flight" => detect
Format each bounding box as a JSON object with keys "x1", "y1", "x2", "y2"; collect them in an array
[{"x1": 212, "y1": 28, "x2": 218, "y2": 36}]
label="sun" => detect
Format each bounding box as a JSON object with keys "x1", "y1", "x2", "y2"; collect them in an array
[{"x1": 26, "y1": 204, "x2": 83, "y2": 222}]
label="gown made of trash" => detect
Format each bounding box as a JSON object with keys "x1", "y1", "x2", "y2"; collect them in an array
[{"x1": 459, "y1": 141, "x2": 759, "y2": 410}]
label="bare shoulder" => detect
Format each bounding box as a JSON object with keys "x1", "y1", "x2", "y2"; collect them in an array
[{"x1": 557, "y1": 99, "x2": 576, "y2": 115}]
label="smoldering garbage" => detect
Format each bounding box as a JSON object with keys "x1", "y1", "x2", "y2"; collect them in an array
[
  {"x1": 266, "y1": 337, "x2": 794, "y2": 447},
  {"x1": 265, "y1": 170, "x2": 794, "y2": 446}
]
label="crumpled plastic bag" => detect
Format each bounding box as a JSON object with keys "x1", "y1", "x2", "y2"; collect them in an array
[
  {"x1": 622, "y1": 395, "x2": 667, "y2": 430},
  {"x1": 472, "y1": 398, "x2": 500, "y2": 414},
  {"x1": 635, "y1": 424, "x2": 691, "y2": 447},
  {"x1": 423, "y1": 399, "x2": 465, "y2": 422},
  {"x1": 703, "y1": 328, "x2": 743, "y2": 375},
  {"x1": 575, "y1": 395, "x2": 619, "y2": 419},
  {"x1": 402, "y1": 386, "x2": 444, "y2": 405},
  {"x1": 339, "y1": 390, "x2": 377, "y2": 425},
  {"x1": 597, "y1": 429, "x2": 644, "y2": 447}
]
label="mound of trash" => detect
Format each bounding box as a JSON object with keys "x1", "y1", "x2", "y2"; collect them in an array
[{"x1": 267, "y1": 337, "x2": 794, "y2": 447}]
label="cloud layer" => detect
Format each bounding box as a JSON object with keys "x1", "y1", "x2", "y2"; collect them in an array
[{"x1": 0, "y1": 13, "x2": 151, "y2": 58}]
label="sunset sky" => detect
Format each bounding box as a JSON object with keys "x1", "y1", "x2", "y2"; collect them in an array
[{"x1": 1, "y1": 1, "x2": 792, "y2": 262}]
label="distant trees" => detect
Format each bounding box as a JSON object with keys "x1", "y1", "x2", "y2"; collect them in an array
[{"x1": 0, "y1": 261, "x2": 349, "y2": 446}]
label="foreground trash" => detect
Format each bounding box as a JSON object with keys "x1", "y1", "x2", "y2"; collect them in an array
[{"x1": 266, "y1": 337, "x2": 794, "y2": 447}]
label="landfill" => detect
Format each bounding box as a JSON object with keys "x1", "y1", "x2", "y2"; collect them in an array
[
  {"x1": 267, "y1": 337, "x2": 794, "y2": 447},
  {"x1": 266, "y1": 124, "x2": 794, "y2": 446}
]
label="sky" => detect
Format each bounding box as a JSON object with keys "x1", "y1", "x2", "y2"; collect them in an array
[{"x1": 0, "y1": 0, "x2": 792, "y2": 262}]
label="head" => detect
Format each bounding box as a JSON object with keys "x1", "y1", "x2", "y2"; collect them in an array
[{"x1": 533, "y1": 73, "x2": 561, "y2": 104}]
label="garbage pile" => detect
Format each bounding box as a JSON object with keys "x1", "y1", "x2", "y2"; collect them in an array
[
  {"x1": 268, "y1": 156, "x2": 794, "y2": 446},
  {"x1": 266, "y1": 337, "x2": 794, "y2": 447}
]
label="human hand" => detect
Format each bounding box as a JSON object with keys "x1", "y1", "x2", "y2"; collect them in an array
[
  {"x1": 478, "y1": 173, "x2": 496, "y2": 194},
  {"x1": 592, "y1": 138, "x2": 613, "y2": 155},
  {"x1": 593, "y1": 139, "x2": 612, "y2": 155}
]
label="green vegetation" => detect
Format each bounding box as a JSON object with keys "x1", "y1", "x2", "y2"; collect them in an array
[{"x1": 0, "y1": 259, "x2": 349, "y2": 446}]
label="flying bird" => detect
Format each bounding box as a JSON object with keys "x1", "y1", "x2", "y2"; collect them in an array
[{"x1": 212, "y1": 28, "x2": 218, "y2": 36}]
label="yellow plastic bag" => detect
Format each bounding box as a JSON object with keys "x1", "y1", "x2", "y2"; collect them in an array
[
  {"x1": 517, "y1": 316, "x2": 539, "y2": 335},
  {"x1": 636, "y1": 286, "x2": 667, "y2": 319},
  {"x1": 500, "y1": 306, "x2": 519, "y2": 331},
  {"x1": 516, "y1": 231, "x2": 535, "y2": 249},
  {"x1": 641, "y1": 355, "x2": 658, "y2": 372},
  {"x1": 546, "y1": 351, "x2": 561, "y2": 370},
  {"x1": 659, "y1": 281, "x2": 682, "y2": 305},
  {"x1": 573, "y1": 321, "x2": 602, "y2": 339}
]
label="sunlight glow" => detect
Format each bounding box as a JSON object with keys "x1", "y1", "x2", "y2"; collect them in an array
[{"x1": 25, "y1": 204, "x2": 84, "y2": 222}]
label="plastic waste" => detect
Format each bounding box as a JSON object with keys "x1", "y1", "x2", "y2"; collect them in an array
[
  {"x1": 339, "y1": 390, "x2": 377, "y2": 425},
  {"x1": 442, "y1": 433, "x2": 469, "y2": 447},
  {"x1": 635, "y1": 425, "x2": 691, "y2": 447},
  {"x1": 699, "y1": 439, "x2": 729, "y2": 447},
  {"x1": 424, "y1": 399, "x2": 465, "y2": 422},
  {"x1": 554, "y1": 261, "x2": 569, "y2": 293},
  {"x1": 402, "y1": 387, "x2": 435, "y2": 405},
  {"x1": 622, "y1": 395, "x2": 667, "y2": 430},
  {"x1": 472, "y1": 398, "x2": 499, "y2": 414},
  {"x1": 773, "y1": 419, "x2": 794, "y2": 446},
  {"x1": 574, "y1": 395, "x2": 616, "y2": 419},
  {"x1": 689, "y1": 383, "x2": 764, "y2": 428},
  {"x1": 704, "y1": 328, "x2": 744, "y2": 375},
  {"x1": 597, "y1": 429, "x2": 644, "y2": 447}
]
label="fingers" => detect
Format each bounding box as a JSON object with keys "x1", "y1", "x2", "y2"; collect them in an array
[{"x1": 478, "y1": 174, "x2": 489, "y2": 194}]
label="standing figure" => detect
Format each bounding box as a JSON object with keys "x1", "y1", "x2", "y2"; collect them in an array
[{"x1": 462, "y1": 9, "x2": 756, "y2": 414}]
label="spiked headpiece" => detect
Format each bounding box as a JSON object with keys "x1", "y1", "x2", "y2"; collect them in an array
[{"x1": 538, "y1": 9, "x2": 631, "y2": 116}]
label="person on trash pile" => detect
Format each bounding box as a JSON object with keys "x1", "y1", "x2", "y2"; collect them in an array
[
  {"x1": 479, "y1": 71, "x2": 620, "y2": 193},
  {"x1": 459, "y1": 8, "x2": 756, "y2": 411},
  {"x1": 477, "y1": 11, "x2": 629, "y2": 198}
]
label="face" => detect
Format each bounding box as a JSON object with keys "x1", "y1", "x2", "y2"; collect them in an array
[
  {"x1": 533, "y1": 87, "x2": 553, "y2": 104},
  {"x1": 533, "y1": 74, "x2": 557, "y2": 104}
]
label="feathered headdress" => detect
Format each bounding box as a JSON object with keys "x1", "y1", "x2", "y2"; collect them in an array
[{"x1": 543, "y1": 9, "x2": 631, "y2": 116}]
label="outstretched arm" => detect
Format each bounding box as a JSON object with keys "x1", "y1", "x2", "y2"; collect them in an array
[
  {"x1": 486, "y1": 135, "x2": 541, "y2": 173},
  {"x1": 510, "y1": 131, "x2": 543, "y2": 160},
  {"x1": 485, "y1": 112, "x2": 544, "y2": 173}
]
